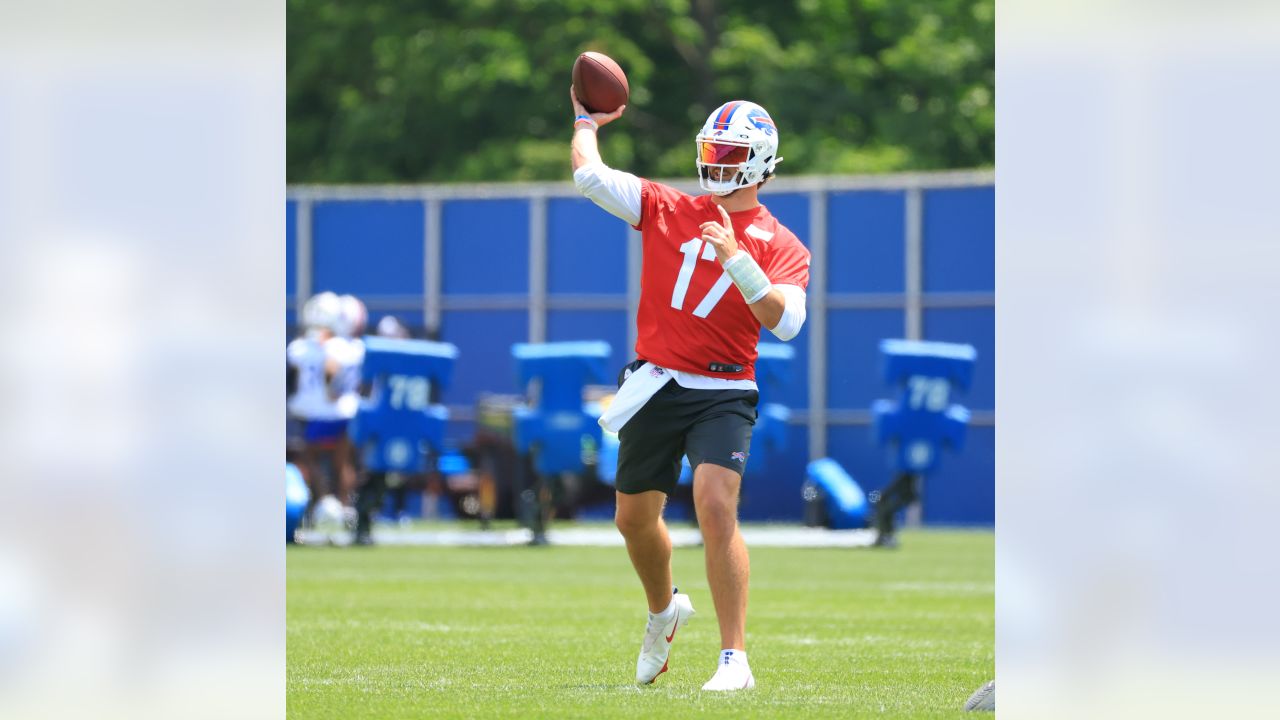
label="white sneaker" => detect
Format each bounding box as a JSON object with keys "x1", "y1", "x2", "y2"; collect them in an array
[
  {"x1": 702, "y1": 650, "x2": 755, "y2": 691},
  {"x1": 635, "y1": 591, "x2": 695, "y2": 685}
]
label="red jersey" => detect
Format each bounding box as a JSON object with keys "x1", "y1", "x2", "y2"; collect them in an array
[{"x1": 633, "y1": 179, "x2": 810, "y2": 381}]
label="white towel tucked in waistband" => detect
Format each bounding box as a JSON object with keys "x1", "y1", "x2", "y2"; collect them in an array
[{"x1": 598, "y1": 362, "x2": 671, "y2": 433}]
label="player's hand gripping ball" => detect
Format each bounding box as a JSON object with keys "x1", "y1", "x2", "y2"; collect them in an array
[
  {"x1": 700, "y1": 204, "x2": 739, "y2": 264},
  {"x1": 572, "y1": 51, "x2": 629, "y2": 113}
]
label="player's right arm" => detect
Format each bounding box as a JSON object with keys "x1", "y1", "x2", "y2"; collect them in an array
[{"x1": 570, "y1": 87, "x2": 643, "y2": 226}]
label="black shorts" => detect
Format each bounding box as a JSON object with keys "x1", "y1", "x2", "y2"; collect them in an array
[{"x1": 615, "y1": 362, "x2": 759, "y2": 496}]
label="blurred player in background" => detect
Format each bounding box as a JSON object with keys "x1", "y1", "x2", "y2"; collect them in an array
[
  {"x1": 572, "y1": 90, "x2": 810, "y2": 691},
  {"x1": 326, "y1": 294, "x2": 367, "y2": 524},
  {"x1": 287, "y1": 291, "x2": 349, "y2": 525},
  {"x1": 350, "y1": 314, "x2": 422, "y2": 545}
]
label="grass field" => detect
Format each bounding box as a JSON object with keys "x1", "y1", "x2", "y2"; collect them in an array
[{"x1": 288, "y1": 526, "x2": 993, "y2": 719}]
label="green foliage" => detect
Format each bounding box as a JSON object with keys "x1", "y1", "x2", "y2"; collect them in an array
[
  {"x1": 288, "y1": 0, "x2": 993, "y2": 183},
  {"x1": 288, "y1": 529, "x2": 994, "y2": 718}
]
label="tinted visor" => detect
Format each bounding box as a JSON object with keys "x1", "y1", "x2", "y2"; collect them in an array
[{"x1": 699, "y1": 141, "x2": 750, "y2": 165}]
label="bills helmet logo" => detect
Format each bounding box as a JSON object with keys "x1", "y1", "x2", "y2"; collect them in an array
[
  {"x1": 730, "y1": 451, "x2": 747, "y2": 463},
  {"x1": 745, "y1": 108, "x2": 775, "y2": 136}
]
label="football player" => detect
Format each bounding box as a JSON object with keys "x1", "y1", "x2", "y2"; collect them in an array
[
  {"x1": 326, "y1": 294, "x2": 367, "y2": 521},
  {"x1": 286, "y1": 292, "x2": 347, "y2": 523},
  {"x1": 571, "y1": 89, "x2": 810, "y2": 691}
]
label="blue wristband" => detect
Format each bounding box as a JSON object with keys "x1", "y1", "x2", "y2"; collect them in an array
[{"x1": 574, "y1": 115, "x2": 597, "y2": 130}]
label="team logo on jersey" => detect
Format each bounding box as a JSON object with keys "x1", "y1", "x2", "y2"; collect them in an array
[
  {"x1": 730, "y1": 451, "x2": 747, "y2": 463},
  {"x1": 745, "y1": 108, "x2": 775, "y2": 136}
]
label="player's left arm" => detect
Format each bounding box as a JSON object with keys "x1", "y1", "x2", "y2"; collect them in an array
[{"x1": 701, "y1": 205, "x2": 808, "y2": 341}]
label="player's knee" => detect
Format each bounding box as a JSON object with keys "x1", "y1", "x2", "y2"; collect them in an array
[
  {"x1": 614, "y1": 507, "x2": 656, "y2": 537},
  {"x1": 694, "y1": 495, "x2": 738, "y2": 540}
]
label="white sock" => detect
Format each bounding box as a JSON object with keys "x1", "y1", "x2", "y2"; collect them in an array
[
  {"x1": 649, "y1": 597, "x2": 676, "y2": 623},
  {"x1": 720, "y1": 649, "x2": 748, "y2": 666}
]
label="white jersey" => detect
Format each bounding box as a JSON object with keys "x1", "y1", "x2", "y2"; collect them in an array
[
  {"x1": 287, "y1": 335, "x2": 342, "y2": 421},
  {"x1": 324, "y1": 336, "x2": 366, "y2": 420}
]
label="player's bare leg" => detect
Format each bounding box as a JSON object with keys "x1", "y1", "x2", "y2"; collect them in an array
[
  {"x1": 614, "y1": 490, "x2": 673, "y2": 612},
  {"x1": 692, "y1": 464, "x2": 749, "y2": 649},
  {"x1": 617, "y1": 489, "x2": 695, "y2": 684}
]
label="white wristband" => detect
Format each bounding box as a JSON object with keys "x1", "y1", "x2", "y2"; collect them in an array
[{"x1": 723, "y1": 251, "x2": 772, "y2": 304}]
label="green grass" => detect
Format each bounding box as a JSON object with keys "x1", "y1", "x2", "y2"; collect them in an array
[{"x1": 288, "y1": 527, "x2": 993, "y2": 719}]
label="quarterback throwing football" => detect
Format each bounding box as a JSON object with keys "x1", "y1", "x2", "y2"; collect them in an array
[{"x1": 571, "y1": 88, "x2": 810, "y2": 691}]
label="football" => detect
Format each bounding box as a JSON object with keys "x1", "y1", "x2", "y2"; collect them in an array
[{"x1": 572, "y1": 51, "x2": 629, "y2": 114}]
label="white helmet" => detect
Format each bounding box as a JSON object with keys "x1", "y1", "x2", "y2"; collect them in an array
[
  {"x1": 301, "y1": 291, "x2": 341, "y2": 333},
  {"x1": 334, "y1": 294, "x2": 368, "y2": 338},
  {"x1": 695, "y1": 100, "x2": 782, "y2": 195}
]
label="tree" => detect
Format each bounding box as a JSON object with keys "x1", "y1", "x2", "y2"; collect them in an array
[{"x1": 287, "y1": 0, "x2": 993, "y2": 183}]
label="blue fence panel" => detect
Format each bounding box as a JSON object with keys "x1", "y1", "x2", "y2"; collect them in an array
[
  {"x1": 923, "y1": 186, "x2": 995, "y2": 292},
  {"x1": 289, "y1": 180, "x2": 993, "y2": 525},
  {"x1": 740, "y1": 423, "x2": 810, "y2": 521},
  {"x1": 922, "y1": 307, "x2": 995, "y2": 410},
  {"x1": 760, "y1": 192, "x2": 810, "y2": 246},
  {"x1": 312, "y1": 200, "x2": 424, "y2": 295},
  {"x1": 827, "y1": 190, "x2": 905, "y2": 293},
  {"x1": 439, "y1": 310, "x2": 528, "y2": 405},
  {"x1": 548, "y1": 198, "x2": 628, "y2": 294},
  {"x1": 826, "y1": 309, "x2": 906, "y2": 411},
  {"x1": 443, "y1": 199, "x2": 530, "y2": 294},
  {"x1": 922, "y1": 425, "x2": 995, "y2": 525},
  {"x1": 546, "y1": 310, "x2": 630, "y2": 378}
]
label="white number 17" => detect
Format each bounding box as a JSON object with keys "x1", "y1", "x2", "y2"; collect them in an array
[{"x1": 670, "y1": 238, "x2": 734, "y2": 318}]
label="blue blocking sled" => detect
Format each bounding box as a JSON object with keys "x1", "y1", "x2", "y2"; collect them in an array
[{"x1": 350, "y1": 336, "x2": 460, "y2": 473}]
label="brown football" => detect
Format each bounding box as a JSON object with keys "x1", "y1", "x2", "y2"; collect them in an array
[{"x1": 572, "y1": 52, "x2": 629, "y2": 114}]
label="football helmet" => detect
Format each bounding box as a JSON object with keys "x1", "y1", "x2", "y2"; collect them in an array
[
  {"x1": 334, "y1": 294, "x2": 368, "y2": 339},
  {"x1": 301, "y1": 291, "x2": 341, "y2": 334},
  {"x1": 695, "y1": 100, "x2": 782, "y2": 195}
]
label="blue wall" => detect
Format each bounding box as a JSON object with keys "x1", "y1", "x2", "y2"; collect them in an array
[{"x1": 291, "y1": 181, "x2": 994, "y2": 525}]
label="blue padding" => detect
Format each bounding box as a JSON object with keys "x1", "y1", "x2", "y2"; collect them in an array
[
  {"x1": 512, "y1": 341, "x2": 611, "y2": 475},
  {"x1": 806, "y1": 458, "x2": 868, "y2": 529},
  {"x1": 548, "y1": 198, "x2": 628, "y2": 293},
  {"x1": 285, "y1": 463, "x2": 309, "y2": 543},
  {"x1": 436, "y1": 450, "x2": 471, "y2": 475},
  {"x1": 880, "y1": 338, "x2": 976, "y2": 389},
  {"x1": 442, "y1": 199, "x2": 530, "y2": 293},
  {"x1": 923, "y1": 186, "x2": 994, "y2": 292},
  {"x1": 827, "y1": 190, "x2": 905, "y2": 293},
  {"x1": 313, "y1": 200, "x2": 424, "y2": 295},
  {"x1": 826, "y1": 309, "x2": 903, "y2": 409},
  {"x1": 512, "y1": 341, "x2": 611, "y2": 361},
  {"x1": 512, "y1": 341, "x2": 610, "y2": 411},
  {"x1": 872, "y1": 338, "x2": 976, "y2": 473},
  {"x1": 350, "y1": 337, "x2": 459, "y2": 473}
]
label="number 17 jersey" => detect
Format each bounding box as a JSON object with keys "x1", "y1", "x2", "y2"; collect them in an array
[{"x1": 633, "y1": 179, "x2": 810, "y2": 381}]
